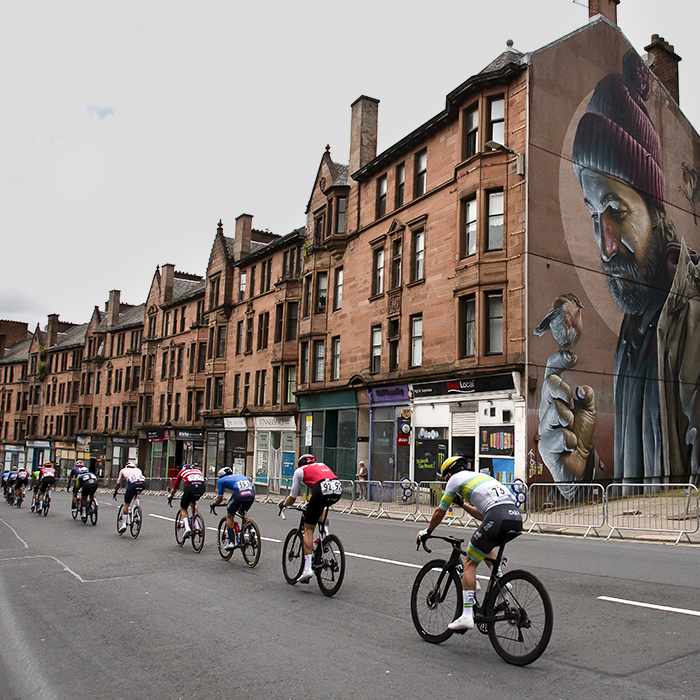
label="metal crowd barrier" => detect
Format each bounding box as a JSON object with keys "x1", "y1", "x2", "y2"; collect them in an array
[
  {"x1": 377, "y1": 481, "x2": 420, "y2": 522},
  {"x1": 527, "y1": 482, "x2": 605, "y2": 537},
  {"x1": 346, "y1": 480, "x2": 383, "y2": 517},
  {"x1": 414, "y1": 481, "x2": 479, "y2": 527},
  {"x1": 606, "y1": 483, "x2": 700, "y2": 544},
  {"x1": 332, "y1": 479, "x2": 356, "y2": 515}
]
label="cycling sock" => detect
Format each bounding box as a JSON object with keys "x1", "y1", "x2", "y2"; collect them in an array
[
  {"x1": 183, "y1": 517, "x2": 191, "y2": 531},
  {"x1": 304, "y1": 554, "x2": 312, "y2": 570},
  {"x1": 227, "y1": 528, "x2": 235, "y2": 543}
]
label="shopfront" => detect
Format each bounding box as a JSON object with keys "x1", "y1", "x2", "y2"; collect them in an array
[
  {"x1": 27, "y1": 440, "x2": 52, "y2": 473},
  {"x1": 110, "y1": 437, "x2": 138, "y2": 478},
  {"x1": 253, "y1": 416, "x2": 296, "y2": 484},
  {"x1": 142, "y1": 428, "x2": 172, "y2": 480},
  {"x1": 54, "y1": 440, "x2": 78, "y2": 476},
  {"x1": 411, "y1": 372, "x2": 524, "y2": 481},
  {"x1": 368, "y1": 385, "x2": 411, "y2": 482},
  {"x1": 1, "y1": 444, "x2": 26, "y2": 471},
  {"x1": 173, "y1": 430, "x2": 203, "y2": 471},
  {"x1": 298, "y1": 391, "x2": 357, "y2": 481},
  {"x1": 204, "y1": 417, "x2": 248, "y2": 481}
]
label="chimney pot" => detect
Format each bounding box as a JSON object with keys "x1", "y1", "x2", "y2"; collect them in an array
[{"x1": 645, "y1": 34, "x2": 682, "y2": 104}]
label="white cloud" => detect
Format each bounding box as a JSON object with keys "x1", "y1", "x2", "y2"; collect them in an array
[{"x1": 87, "y1": 105, "x2": 115, "y2": 121}]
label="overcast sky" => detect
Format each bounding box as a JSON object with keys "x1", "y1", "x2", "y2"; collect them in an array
[{"x1": 1, "y1": 0, "x2": 698, "y2": 330}]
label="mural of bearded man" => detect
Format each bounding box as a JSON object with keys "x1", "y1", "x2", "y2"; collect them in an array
[{"x1": 539, "y1": 49, "x2": 700, "y2": 487}]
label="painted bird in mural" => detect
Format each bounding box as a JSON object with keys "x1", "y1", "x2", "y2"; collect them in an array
[
  {"x1": 533, "y1": 293, "x2": 584, "y2": 351},
  {"x1": 680, "y1": 162, "x2": 700, "y2": 225}
]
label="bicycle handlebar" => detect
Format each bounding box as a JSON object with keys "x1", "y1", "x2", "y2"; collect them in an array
[{"x1": 416, "y1": 533, "x2": 466, "y2": 554}]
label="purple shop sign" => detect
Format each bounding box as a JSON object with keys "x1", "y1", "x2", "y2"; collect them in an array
[{"x1": 368, "y1": 385, "x2": 409, "y2": 405}]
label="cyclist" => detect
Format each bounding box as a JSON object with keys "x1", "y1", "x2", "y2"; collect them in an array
[
  {"x1": 114, "y1": 462, "x2": 147, "y2": 534},
  {"x1": 29, "y1": 468, "x2": 41, "y2": 511},
  {"x1": 35, "y1": 461, "x2": 57, "y2": 514},
  {"x1": 210, "y1": 467, "x2": 255, "y2": 551},
  {"x1": 417, "y1": 456, "x2": 522, "y2": 632},
  {"x1": 278, "y1": 454, "x2": 342, "y2": 583},
  {"x1": 14, "y1": 466, "x2": 30, "y2": 504},
  {"x1": 66, "y1": 459, "x2": 89, "y2": 511},
  {"x1": 1, "y1": 468, "x2": 10, "y2": 498},
  {"x1": 168, "y1": 463, "x2": 206, "y2": 539},
  {"x1": 77, "y1": 468, "x2": 99, "y2": 519}
]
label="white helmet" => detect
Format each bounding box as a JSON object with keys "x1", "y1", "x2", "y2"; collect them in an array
[{"x1": 217, "y1": 467, "x2": 233, "y2": 478}]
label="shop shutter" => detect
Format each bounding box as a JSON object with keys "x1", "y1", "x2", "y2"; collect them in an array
[{"x1": 451, "y1": 411, "x2": 476, "y2": 436}]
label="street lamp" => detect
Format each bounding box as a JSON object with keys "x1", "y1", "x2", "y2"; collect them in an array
[{"x1": 485, "y1": 140, "x2": 525, "y2": 177}]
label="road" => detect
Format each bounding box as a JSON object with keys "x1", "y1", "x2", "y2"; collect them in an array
[{"x1": 1, "y1": 491, "x2": 699, "y2": 700}]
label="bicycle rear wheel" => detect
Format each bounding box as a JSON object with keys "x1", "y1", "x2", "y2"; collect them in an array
[
  {"x1": 130, "y1": 505, "x2": 142, "y2": 539},
  {"x1": 217, "y1": 518, "x2": 234, "y2": 561},
  {"x1": 175, "y1": 511, "x2": 186, "y2": 546},
  {"x1": 190, "y1": 513, "x2": 205, "y2": 552},
  {"x1": 90, "y1": 499, "x2": 98, "y2": 526},
  {"x1": 485, "y1": 569, "x2": 553, "y2": 666},
  {"x1": 316, "y1": 534, "x2": 345, "y2": 597},
  {"x1": 71, "y1": 500, "x2": 79, "y2": 519},
  {"x1": 282, "y1": 529, "x2": 304, "y2": 584},
  {"x1": 241, "y1": 520, "x2": 261, "y2": 568},
  {"x1": 410, "y1": 559, "x2": 461, "y2": 644},
  {"x1": 43, "y1": 495, "x2": 50, "y2": 516}
]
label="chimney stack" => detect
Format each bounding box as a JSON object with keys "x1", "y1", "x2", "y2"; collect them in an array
[
  {"x1": 46, "y1": 314, "x2": 59, "y2": 348},
  {"x1": 645, "y1": 34, "x2": 681, "y2": 104},
  {"x1": 233, "y1": 214, "x2": 253, "y2": 259},
  {"x1": 107, "y1": 290, "x2": 121, "y2": 328},
  {"x1": 161, "y1": 264, "x2": 175, "y2": 303},
  {"x1": 349, "y1": 96, "x2": 379, "y2": 176},
  {"x1": 588, "y1": 0, "x2": 619, "y2": 24}
]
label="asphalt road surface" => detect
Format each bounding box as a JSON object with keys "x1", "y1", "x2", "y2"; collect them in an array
[{"x1": 1, "y1": 490, "x2": 698, "y2": 700}]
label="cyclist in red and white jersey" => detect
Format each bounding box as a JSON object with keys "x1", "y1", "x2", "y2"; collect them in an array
[
  {"x1": 279, "y1": 454, "x2": 342, "y2": 582},
  {"x1": 168, "y1": 464, "x2": 206, "y2": 539},
  {"x1": 114, "y1": 462, "x2": 147, "y2": 534},
  {"x1": 36, "y1": 461, "x2": 56, "y2": 514}
]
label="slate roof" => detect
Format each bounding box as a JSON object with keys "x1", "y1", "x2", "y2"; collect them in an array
[
  {"x1": 54, "y1": 323, "x2": 89, "y2": 349},
  {"x1": 0, "y1": 337, "x2": 32, "y2": 364},
  {"x1": 161, "y1": 279, "x2": 205, "y2": 309}
]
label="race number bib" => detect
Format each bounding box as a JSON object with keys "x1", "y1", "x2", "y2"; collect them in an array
[
  {"x1": 320, "y1": 479, "x2": 342, "y2": 496},
  {"x1": 237, "y1": 479, "x2": 253, "y2": 492}
]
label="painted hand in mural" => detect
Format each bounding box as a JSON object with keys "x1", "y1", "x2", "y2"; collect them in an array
[{"x1": 538, "y1": 350, "x2": 596, "y2": 482}]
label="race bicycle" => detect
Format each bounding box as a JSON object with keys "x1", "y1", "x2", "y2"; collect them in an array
[
  {"x1": 211, "y1": 502, "x2": 261, "y2": 567},
  {"x1": 280, "y1": 503, "x2": 345, "y2": 597},
  {"x1": 72, "y1": 491, "x2": 99, "y2": 525},
  {"x1": 171, "y1": 497, "x2": 205, "y2": 552},
  {"x1": 116, "y1": 492, "x2": 143, "y2": 538},
  {"x1": 411, "y1": 531, "x2": 553, "y2": 666}
]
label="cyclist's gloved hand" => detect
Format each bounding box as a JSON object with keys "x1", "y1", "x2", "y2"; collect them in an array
[
  {"x1": 112, "y1": 492, "x2": 117, "y2": 500},
  {"x1": 278, "y1": 499, "x2": 285, "y2": 514},
  {"x1": 167, "y1": 494, "x2": 173, "y2": 507},
  {"x1": 416, "y1": 529, "x2": 431, "y2": 545},
  {"x1": 209, "y1": 502, "x2": 216, "y2": 515}
]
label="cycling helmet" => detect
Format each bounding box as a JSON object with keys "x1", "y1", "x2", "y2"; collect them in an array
[
  {"x1": 75, "y1": 460, "x2": 84, "y2": 468},
  {"x1": 43, "y1": 461, "x2": 53, "y2": 467},
  {"x1": 298, "y1": 454, "x2": 316, "y2": 468},
  {"x1": 125, "y1": 461, "x2": 136, "y2": 469},
  {"x1": 437, "y1": 455, "x2": 469, "y2": 480},
  {"x1": 217, "y1": 467, "x2": 233, "y2": 478}
]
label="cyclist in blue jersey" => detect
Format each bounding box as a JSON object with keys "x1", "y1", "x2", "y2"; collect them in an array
[
  {"x1": 210, "y1": 467, "x2": 255, "y2": 551},
  {"x1": 66, "y1": 459, "x2": 89, "y2": 511},
  {"x1": 417, "y1": 456, "x2": 522, "y2": 632}
]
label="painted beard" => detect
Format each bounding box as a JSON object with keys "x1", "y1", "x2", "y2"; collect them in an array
[{"x1": 600, "y1": 225, "x2": 665, "y2": 315}]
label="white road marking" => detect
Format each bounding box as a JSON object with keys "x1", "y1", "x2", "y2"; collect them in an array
[
  {"x1": 0, "y1": 517, "x2": 29, "y2": 549},
  {"x1": 0, "y1": 554, "x2": 132, "y2": 583},
  {"x1": 599, "y1": 595, "x2": 700, "y2": 618},
  {"x1": 148, "y1": 513, "x2": 281, "y2": 543}
]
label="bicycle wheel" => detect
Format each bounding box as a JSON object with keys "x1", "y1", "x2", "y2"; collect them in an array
[
  {"x1": 90, "y1": 499, "x2": 98, "y2": 526},
  {"x1": 282, "y1": 529, "x2": 304, "y2": 584},
  {"x1": 71, "y1": 499, "x2": 79, "y2": 519},
  {"x1": 130, "y1": 505, "x2": 142, "y2": 539},
  {"x1": 485, "y1": 569, "x2": 553, "y2": 666},
  {"x1": 117, "y1": 504, "x2": 125, "y2": 535},
  {"x1": 410, "y1": 559, "x2": 462, "y2": 644},
  {"x1": 190, "y1": 513, "x2": 205, "y2": 552},
  {"x1": 241, "y1": 520, "x2": 261, "y2": 568},
  {"x1": 217, "y1": 518, "x2": 233, "y2": 561},
  {"x1": 175, "y1": 511, "x2": 186, "y2": 546},
  {"x1": 43, "y1": 496, "x2": 50, "y2": 516},
  {"x1": 315, "y1": 534, "x2": 345, "y2": 597},
  {"x1": 81, "y1": 500, "x2": 88, "y2": 523}
]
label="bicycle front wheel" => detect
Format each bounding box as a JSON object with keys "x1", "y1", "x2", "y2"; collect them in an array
[
  {"x1": 485, "y1": 569, "x2": 553, "y2": 666},
  {"x1": 175, "y1": 511, "x2": 186, "y2": 546},
  {"x1": 316, "y1": 534, "x2": 345, "y2": 597},
  {"x1": 282, "y1": 529, "x2": 304, "y2": 584},
  {"x1": 410, "y1": 559, "x2": 462, "y2": 644},
  {"x1": 217, "y1": 518, "x2": 233, "y2": 561},
  {"x1": 130, "y1": 505, "x2": 142, "y2": 539},
  {"x1": 241, "y1": 520, "x2": 261, "y2": 568},
  {"x1": 191, "y1": 513, "x2": 205, "y2": 552}
]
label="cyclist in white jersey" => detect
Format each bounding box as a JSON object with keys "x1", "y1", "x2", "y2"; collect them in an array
[
  {"x1": 113, "y1": 462, "x2": 147, "y2": 534},
  {"x1": 417, "y1": 456, "x2": 522, "y2": 631}
]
